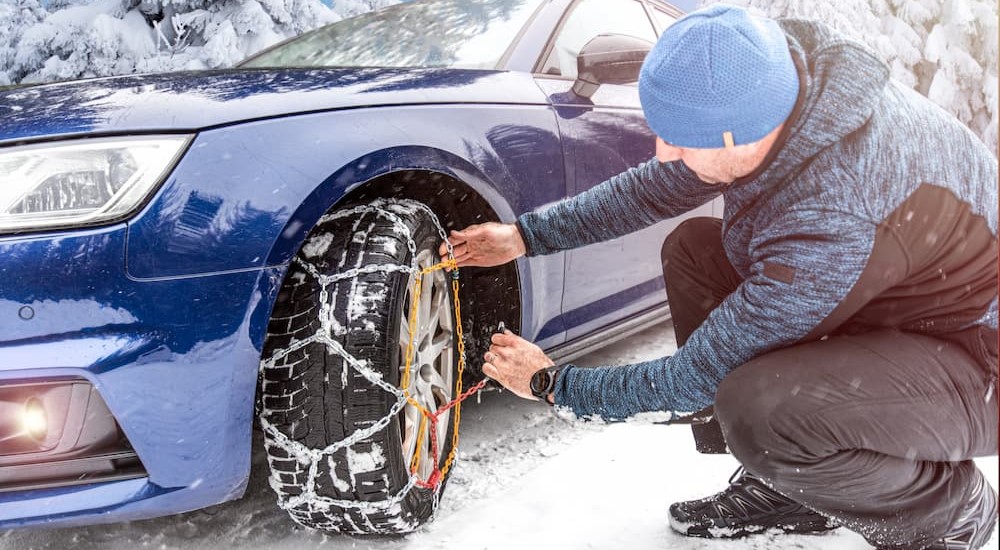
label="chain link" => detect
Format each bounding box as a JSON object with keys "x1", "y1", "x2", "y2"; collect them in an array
[{"x1": 401, "y1": 257, "x2": 488, "y2": 488}]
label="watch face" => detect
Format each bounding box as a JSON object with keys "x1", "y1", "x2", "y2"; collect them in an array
[{"x1": 530, "y1": 370, "x2": 551, "y2": 395}]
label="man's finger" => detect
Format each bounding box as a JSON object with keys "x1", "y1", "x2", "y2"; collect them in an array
[
  {"x1": 453, "y1": 251, "x2": 474, "y2": 266},
  {"x1": 442, "y1": 231, "x2": 468, "y2": 253},
  {"x1": 482, "y1": 362, "x2": 499, "y2": 381},
  {"x1": 440, "y1": 243, "x2": 461, "y2": 260},
  {"x1": 491, "y1": 332, "x2": 520, "y2": 346},
  {"x1": 488, "y1": 345, "x2": 512, "y2": 361}
]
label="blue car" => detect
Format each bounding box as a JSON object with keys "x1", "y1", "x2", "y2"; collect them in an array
[{"x1": 0, "y1": 0, "x2": 717, "y2": 535}]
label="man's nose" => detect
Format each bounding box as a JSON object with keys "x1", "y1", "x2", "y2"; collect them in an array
[{"x1": 655, "y1": 137, "x2": 683, "y2": 163}]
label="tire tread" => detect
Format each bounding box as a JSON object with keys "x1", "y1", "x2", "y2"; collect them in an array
[{"x1": 260, "y1": 200, "x2": 451, "y2": 534}]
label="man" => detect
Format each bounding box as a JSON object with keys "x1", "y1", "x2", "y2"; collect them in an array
[{"x1": 441, "y1": 5, "x2": 998, "y2": 549}]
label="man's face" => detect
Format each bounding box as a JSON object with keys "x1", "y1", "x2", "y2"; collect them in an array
[{"x1": 655, "y1": 137, "x2": 768, "y2": 184}]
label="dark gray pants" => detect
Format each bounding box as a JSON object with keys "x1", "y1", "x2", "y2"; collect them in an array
[{"x1": 661, "y1": 217, "x2": 998, "y2": 548}]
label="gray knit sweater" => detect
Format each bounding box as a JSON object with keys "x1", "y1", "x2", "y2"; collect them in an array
[{"x1": 517, "y1": 19, "x2": 999, "y2": 420}]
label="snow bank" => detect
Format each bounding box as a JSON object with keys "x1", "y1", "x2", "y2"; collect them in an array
[{"x1": 704, "y1": 0, "x2": 998, "y2": 154}]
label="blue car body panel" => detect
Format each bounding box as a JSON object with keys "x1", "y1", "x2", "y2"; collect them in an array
[
  {"x1": 0, "y1": 0, "x2": 697, "y2": 530},
  {"x1": 0, "y1": 224, "x2": 281, "y2": 526},
  {"x1": 0, "y1": 69, "x2": 547, "y2": 145}
]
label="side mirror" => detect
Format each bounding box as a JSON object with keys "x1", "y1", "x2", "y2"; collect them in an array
[{"x1": 571, "y1": 33, "x2": 654, "y2": 99}]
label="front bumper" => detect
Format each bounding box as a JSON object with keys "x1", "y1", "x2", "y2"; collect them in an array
[{"x1": 0, "y1": 224, "x2": 283, "y2": 529}]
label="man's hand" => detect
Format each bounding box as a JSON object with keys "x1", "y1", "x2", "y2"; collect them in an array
[
  {"x1": 482, "y1": 330, "x2": 555, "y2": 401},
  {"x1": 438, "y1": 222, "x2": 526, "y2": 268}
]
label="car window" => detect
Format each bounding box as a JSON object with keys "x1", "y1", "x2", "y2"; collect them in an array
[
  {"x1": 650, "y1": 7, "x2": 678, "y2": 34},
  {"x1": 240, "y1": 0, "x2": 543, "y2": 70},
  {"x1": 539, "y1": 0, "x2": 657, "y2": 78}
]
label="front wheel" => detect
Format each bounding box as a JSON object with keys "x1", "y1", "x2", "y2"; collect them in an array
[{"x1": 259, "y1": 199, "x2": 460, "y2": 535}]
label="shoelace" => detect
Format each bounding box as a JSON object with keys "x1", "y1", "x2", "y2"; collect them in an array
[{"x1": 728, "y1": 465, "x2": 749, "y2": 487}]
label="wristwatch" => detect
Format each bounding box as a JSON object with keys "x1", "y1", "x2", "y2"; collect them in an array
[{"x1": 529, "y1": 365, "x2": 564, "y2": 404}]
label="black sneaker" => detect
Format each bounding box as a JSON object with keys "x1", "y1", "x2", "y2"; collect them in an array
[
  {"x1": 669, "y1": 467, "x2": 838, "y2": 538},
  {"x1": 880, "y1": 473, "x2": 998, "y2": 550}
]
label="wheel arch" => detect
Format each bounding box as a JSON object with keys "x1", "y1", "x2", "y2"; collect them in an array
[
  {"x1": 260, "y1": 144, "x2": 522, "y2": 380},
  {"x1": 264, "y1": 145, "x2": 515, "y2": 265}
]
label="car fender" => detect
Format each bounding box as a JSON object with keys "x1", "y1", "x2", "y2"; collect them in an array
[
  {"x1": 262, "y1": 143, "x2": 520, "y2": 269},
  {"x1": 126, "y1": 104, "x2": 564, "y2": 280}
]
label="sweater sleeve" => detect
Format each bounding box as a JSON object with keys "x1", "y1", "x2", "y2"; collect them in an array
[
  {"x1": 553, "y1": 209, "x2": 890, "y2": 420},
  {"x1": 516, "y1": 157, "x2": 721, "y2": 256}
]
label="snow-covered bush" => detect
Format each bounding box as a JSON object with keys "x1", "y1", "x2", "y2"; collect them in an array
[
  {"x1": 704, "y1": 0, "x2": 998, "y2": 153},
  {"x1": 146, "y1": 0, "x2": 348, "y2": 68},
  {"x1": 11, "y1": 0, "x2": 159, "y2": 84},
  {"x1": 0, "y1": 0, "x2": 48, "y2": 85},
  {"x1": 0, "y1": 0, "x2": 388, "y2": 84}
]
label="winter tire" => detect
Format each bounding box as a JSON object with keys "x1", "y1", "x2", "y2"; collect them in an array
[{"x1": 259, "y1": 199, "x2": 459, "y2": 535}]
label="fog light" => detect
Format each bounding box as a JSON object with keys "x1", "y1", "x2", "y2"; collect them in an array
[
  {"x1": 0, "y1": 380, "x2": 77, "y2": 455},
  {"x1": 0, "y1": 379, "x2": 146, "y2": 492},
  {"x1": 22, "y1": 398, "x2": 47, "y2": 441}
]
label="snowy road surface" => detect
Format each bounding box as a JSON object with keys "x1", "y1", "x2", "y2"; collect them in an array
[{"x1": 3, "y1": 322, "x2": 997, "y2": 550}]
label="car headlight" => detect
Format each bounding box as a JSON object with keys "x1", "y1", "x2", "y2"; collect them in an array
[{"x1": 0, "y1": 135, "x2": 191, "y2": 234}]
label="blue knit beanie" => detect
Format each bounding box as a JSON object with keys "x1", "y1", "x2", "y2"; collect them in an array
[{"x1": 639, "y1": 4, "x2": 799, "y2": 149}]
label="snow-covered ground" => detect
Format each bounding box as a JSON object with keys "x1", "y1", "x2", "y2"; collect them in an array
[{"x1": 2, "y1": 322, "x2": 997, "y2": 550}]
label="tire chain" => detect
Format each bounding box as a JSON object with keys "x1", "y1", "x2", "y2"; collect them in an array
[{"x1": 259, "y1": 198, "x2": 462, "y2": 531}]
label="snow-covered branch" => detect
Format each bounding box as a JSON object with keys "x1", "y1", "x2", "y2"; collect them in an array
[{"x1": 704, "y1": 0, "x2": 998, "y2": 154}]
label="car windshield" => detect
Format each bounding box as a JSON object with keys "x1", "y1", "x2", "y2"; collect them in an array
[{"x1": 240, "y1": 0, "x2": 544, "y2": 70}]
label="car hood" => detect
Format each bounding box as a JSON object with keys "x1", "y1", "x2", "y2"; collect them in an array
[{"x1": 0, "y1": 68, "x2": 549, "y2": 145}]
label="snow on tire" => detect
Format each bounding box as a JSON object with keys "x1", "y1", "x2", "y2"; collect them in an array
[{"x1": 259, "y1": 199, "x2": 459, "y2": 535}]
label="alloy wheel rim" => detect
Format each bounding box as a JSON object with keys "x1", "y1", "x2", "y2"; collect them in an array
[{"x1": 398, "y1": 248, "x2": 455, "y2": 479}]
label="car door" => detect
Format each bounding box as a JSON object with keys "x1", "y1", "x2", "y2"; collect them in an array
[{"x1": 533, "y1": 0, "x2": 717, "y2": 342}]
